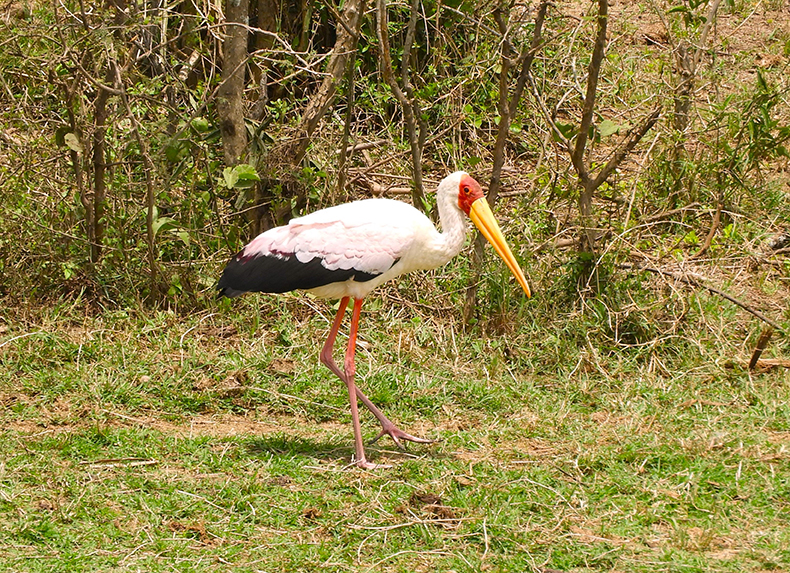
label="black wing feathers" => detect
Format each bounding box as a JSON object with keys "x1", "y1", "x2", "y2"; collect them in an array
[{"x1": 217, "y1": 253, "x2": 382, "y2": 298}]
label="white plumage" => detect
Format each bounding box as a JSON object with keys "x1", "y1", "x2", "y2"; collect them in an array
[
  {"x1": 221, "y1": 174, "x2": 473, "y2": 300},
  {"x1": 244, "y1": 199, "x2": 429, "y2": 299},
  {"x1": 218, "y1": 171, "x2": 530, "y2": 469}
]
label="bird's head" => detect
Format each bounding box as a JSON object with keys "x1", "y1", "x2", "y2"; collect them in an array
[{"x1": 444, "y1": 171, "x2": 531, "y2": 298}]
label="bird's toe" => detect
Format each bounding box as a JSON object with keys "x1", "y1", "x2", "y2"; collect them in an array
[
  {"x1": 355, "y1": 458, "x2": 391, "y2": 470},
  {"x1": 371, "y1": 425, "x2": 436, "y2": 449}
]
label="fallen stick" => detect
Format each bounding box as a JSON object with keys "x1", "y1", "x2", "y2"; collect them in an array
[
  {"x1": 80, "y1": 458, "x2": 158, "y2": 469},
  {"x1": 725, "y1": 358, "x2": 790, "y2": 371},
  {"x1": 619, "y1": 263, "x2": 783, "y2": 332}
]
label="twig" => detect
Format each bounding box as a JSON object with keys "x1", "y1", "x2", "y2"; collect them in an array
[
  {"x1": 175, "y1": 489, "x2": 227, "y2": 512},
  {"x1": 0, "y1": 331, "x2": 43, "y2": 350},
  {"x1": 342, "y1": 140, "x2": 388, "y2": 155},
  {"x1": 81, "y1": 458, "x2": 158, "y2": 469},
  {"x1": 100, "y1": 409, "x2": 154, "y2": 426},
  {"x1": 640, "y1": 203, "x2": 702, "y2": 224},
  {"x1": 347, "y1": 117, "x2": 464, "y2": 187},
  {"x1": 749, "y1": 358, "x2": 790, "y2": 370},
  {"x1": 482, "y1": 518, "x2": 490, "y2": 562},
  {"x1": 590, "y1": 106, "x2": 662, "y2": 190},
  {"x1": 619, "y1": 263, "x2": 783, "y2": 332},
  {"x1": 384, "y1": 291, "x2": 455, "y2": 313},
  {"x1": 179, "y1": 313, "x2": 219, "y2": 366},
  {"x1": 363, "y1": 549, "x2": 473, "y2": 573},
  {"x1": 692, "y1": 196, "x2": 722, "y2": 259},
  {"x1": 247, "y1": 386, "x2": 344, "y2": 412},
  {"x1": 349, "y1": 517, "x2": 473, "y2": 532}
]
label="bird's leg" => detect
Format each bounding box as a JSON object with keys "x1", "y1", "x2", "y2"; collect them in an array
[
  {"x1": 319, "y1": 297, "x2": 383, "y2": 470},
  {"x1": 352, "y1": 387, "x2": 435, "y2": 450},
  {"x1": 319, "y1": 297, "x2": 350, "y2": 384},
  {"x1": 343, "y1": 298, "x2": 386, "y2": 469},
  {"x1": 319, "y1": 298, "x2": 429, "y2": 462}
]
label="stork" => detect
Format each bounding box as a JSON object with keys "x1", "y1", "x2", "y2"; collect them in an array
[{"x1": 218, "y1": 171, "x2": 531, "y2": 469}]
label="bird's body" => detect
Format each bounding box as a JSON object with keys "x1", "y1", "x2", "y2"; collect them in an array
[
  {"x1": 219, "y1": 192, "x2": 469, "y2": 300},
  {"x1": 219, "y1": 171, "x2": 530, "y2": 469}
]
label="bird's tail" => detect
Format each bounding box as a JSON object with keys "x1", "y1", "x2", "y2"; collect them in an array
[{"x1": 217, "y1": 285, "x2": 246, "y2": 299}]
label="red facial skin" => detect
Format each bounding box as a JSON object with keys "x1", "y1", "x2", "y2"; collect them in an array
[{"x1": 457, "y1": 174, "x2": 485, "y2": 215}]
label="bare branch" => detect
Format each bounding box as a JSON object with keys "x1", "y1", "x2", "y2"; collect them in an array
[
  {"x1": 112, "y1": 61, "x2": 160, "y2": 297},
  {"x1": 375, "y1": 0, "x2": 426, "y2": 210},
  {"x1": 488, "y1": 0, "x2": 549, "y2": 206},
  {"x1": 465, "y1": 1, "x2": 548, "y2": 323},
  {"x1": 291, "y1": 0, "x2": 367, "y2": 164},
  {"x1": 591, "y1": 106, "x2": 662, "y2": 189},
  {"x1": 572, "y1": 0, "x2": 608, "y2": 187},
  {"x1": 696, "y1": 0, "x2": 723, "y2": 69}
]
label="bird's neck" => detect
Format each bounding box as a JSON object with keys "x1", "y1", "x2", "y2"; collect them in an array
[{"x1": 433, "y1": 191, "x2": 468, "y2": 263}]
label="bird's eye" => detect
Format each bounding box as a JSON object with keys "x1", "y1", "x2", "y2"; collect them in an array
[{"x1": 462, "y1": 186, "x2": 470, "y2": 194}]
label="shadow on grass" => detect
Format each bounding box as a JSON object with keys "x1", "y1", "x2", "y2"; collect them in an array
[{"x1": 243, "y1": 432, "x2": 447, "y2": 466}]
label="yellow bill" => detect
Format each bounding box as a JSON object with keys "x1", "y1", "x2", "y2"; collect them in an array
[{"x1": 469, "y1": 197, "x2": 531, "y2": 298}]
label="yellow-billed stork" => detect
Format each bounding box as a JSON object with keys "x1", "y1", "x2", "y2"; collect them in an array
[{"x1": 218, "y1": 171, "x2": 530, "y2": 468}]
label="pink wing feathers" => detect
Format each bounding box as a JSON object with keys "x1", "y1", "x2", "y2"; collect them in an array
[
  {"x1": 243, "y1": 198, "x2": 424, "y2": 275},
  {"x1": 218, "y1": 198, "x2": 428, "y2": 297}
]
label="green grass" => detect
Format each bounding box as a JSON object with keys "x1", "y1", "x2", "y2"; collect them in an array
[{"x1": 1, "y1": 287, "x2": 789, "y2": 572}]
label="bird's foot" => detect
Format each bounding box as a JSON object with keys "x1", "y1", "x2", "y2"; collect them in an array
[
  {"x1": 370, "y1": 424, "x2": 436, "y2": 450},
  {"x1": 354, "y1": 458, "x2": 392, "y2": 470}
]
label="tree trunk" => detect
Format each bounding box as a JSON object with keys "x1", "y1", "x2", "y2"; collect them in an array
[
  {"x1": 249, "y1": 0, "x2": 278, "y2": 120},
  {"x1": 217, "y1": 0, "x2": 250, "y2": 166}
]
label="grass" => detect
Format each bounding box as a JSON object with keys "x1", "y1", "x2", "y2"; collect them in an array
[{"x1": 1, "y1": 282, "x2": 789, "y2": 572}]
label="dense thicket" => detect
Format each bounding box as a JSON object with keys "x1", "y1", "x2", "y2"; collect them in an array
[{"x1": 1, "y1": 0, "x2": 788, "y2": 330}]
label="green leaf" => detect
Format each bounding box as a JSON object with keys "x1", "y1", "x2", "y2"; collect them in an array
[
  {"x1": 222, "y1": 167, "x2": 239, "y2": 189},
  {"x1": 234, "y1": 165, "x2": 260, "y2": 188},
  {"x1": 554, "y1": 121, "x2": 576, "y2": 142},
  {"x1": 152, "y1": 216, "x2": 178, "y2": 237},
  {"x1": 683, "y1": 230, "x2": 699, "y2": 246},
  {"x1": 54, "y1": 126, "x2": 71, "y2": 147},
  {"x1": 234, "y1": 189, "x2": 248, "y2": 210},
  {"x1": 190, "y1": 117, "x2": 210, "y2": 133},
  {"x1": 599, "y1": 119, "x2": 620, "y2": 138},
  {"x1": 64, "y1": 133, "x2": 83, "y2": 154},
  {"x1": 222, "y1": 164, "x2": 260, "y2": 189},
  {"x1": 165, "y1": 141, "x2": 188, "y2": 163}
]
